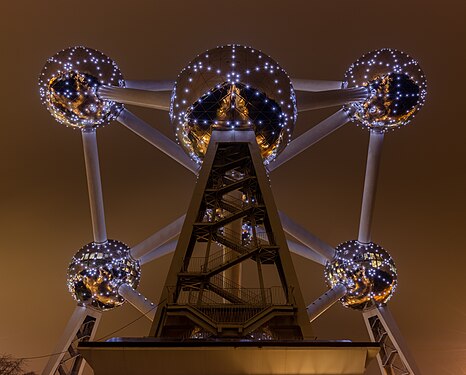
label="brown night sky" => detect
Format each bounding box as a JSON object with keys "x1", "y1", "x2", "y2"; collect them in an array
[{"x1": 0, "y1": 1, "x2": 465, "y2": 374}]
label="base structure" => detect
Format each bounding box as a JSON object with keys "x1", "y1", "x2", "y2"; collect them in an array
[
  {"x1": 79, "y1": 339, "x2": 379, "y2": 375},
  {"x1": 363, "y1": 306, "x2": 421, "y2": 375},
  {"x1": 42, "y1": 306, "x2": 101, "y2": 375},
  {"x1": 77, "y1": 131, "x2": 380, "y2": 374}
]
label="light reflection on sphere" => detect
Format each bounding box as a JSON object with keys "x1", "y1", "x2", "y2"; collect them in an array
[
  {"x1": 67, "y1": 240, "x2": 140, "y2": 311},
  {"x1": 325, "y1": 240, "x2": 397, "y2": 310},
  {"x1": 343, "y1": 49, "x2": 427, "y2": 131},
  {"x1": 38, "y1": 46, "x2": 125, "y2": 129},
  {"x1": 170, "y1": 45, "x2": 297, "y2": 164}
]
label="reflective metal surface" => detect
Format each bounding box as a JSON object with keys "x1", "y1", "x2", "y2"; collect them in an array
[
  {"x1": 67, "y1": 240, "x2": 141, "y2": 311},
  {"x1": 38, "y1": 46, "x2": 124, "y2": 129},
  {"x1": 343, "y1": 49, "x2": 427, "y2": 131},
  {"x1": 324, "y1": 240, "x2": 397, "y2": 310},
  {"x1": 171, "y1": 45, "x2": 297, "y2": 164}
]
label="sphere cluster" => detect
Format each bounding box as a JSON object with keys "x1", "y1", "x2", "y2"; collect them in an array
[
  {"x1": 38, "y1": 46, "x2": 125, "y2": 129},
  {"x1": 325, "y1": 240, "x2": 397, "y2": 310},
  {"x1": 67, "y1": 240, "x2": 140, "y2": 311},
  {"x1": 170, "y1": 44, "x2": 297, "y2": 164},
  {"x1": 343, "y1": 48, "x2": 427, "y2": 131}
]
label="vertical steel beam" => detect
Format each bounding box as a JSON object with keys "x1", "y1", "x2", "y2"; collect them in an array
[
  {"x1": 82, "y1": 129, "x2": 107, "y2": 243},
  {"x1": 358, "y1": 131, "x2": 384, "y2": 244}
]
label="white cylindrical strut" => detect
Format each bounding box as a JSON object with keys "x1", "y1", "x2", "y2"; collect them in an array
[
  {"x1": 307, "y1": 284, "x2": 347, "y2": 322},
  {"x1": 118, "y1": 284, "x2": 157, "y2": 321},
  {"x1": 125, "y1": 80, "x2": 175, "y2": 91},
  {"x1": 130, "y1": 215, "x2": 186, "y2": 260},
  {"x1": 41, "y1": 305, "x2": 101, "y2": 375},
  {"x1": 287, "y1": 239, "x2": 327, "y2": 266},
  {"x1": 358, "y1": 130, "x2": 385, "y2": 244},
  {"x1": 117, "y1": 109, "x2": 199, "y2": 174},
  {"x1": 82, "y1": 129, "x2": 107, "y2": 243},
  {"x1": 98, "y1": 86, "x2": 170, "y2": 111},
  {"x1": 291, "y1": 79, "x2": 343, "y2": 92},
  {"x1": 297, "y1": 87, "x2": 369, "y2": 112},
  {"x1": 139, "y1": 238, "x2": 178, "y2": 265},
  {"x1": 279, "y1": 211, "x2": 336, "y2": 261},
  {"x1": 267, "y1": 109, "x2": 349, "y2": 172}
]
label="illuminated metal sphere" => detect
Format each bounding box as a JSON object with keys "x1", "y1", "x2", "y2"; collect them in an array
[
  {"x1": 67, "y1": 239, "x2": 140, "y2": 311},
  {"x1": 170, "y1": 44, "x2": 297, "y2": 164},
  {"x1": 343, "y1": 49, "x2": 427, "y2": 131},
  {"x1": 38, "y1": 46, "x2": 125, "y2": 129},
  {"x1": 325, "y1": 240, "x2": 397, "y2": 310}
]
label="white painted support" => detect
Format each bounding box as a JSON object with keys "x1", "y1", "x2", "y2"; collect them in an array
[
  {"x1": 124, "y1": 80, "x2": 175, "y2": 91},
  {"x1": 139, "y1": 239, "x2": 178, "y2": 265},
  {"x1": 98, "y1": 86, "x2": 170, "y2": 111},
  {"x1": 130, "y1": 215, "x2": 185, "y2": 260},
  {"x1": 307, "y1": 284, "x2": 347, "y2": 322},
  {"x1": 358, "y1": 131, "x2": 384, "y2": 244},
  {"x1": 363, "y1": 305, "x2": 422, "y2": 374},
  {"x1": 287, "y1": 239, "x2": 327, "y2": 265},
  {"x1": 291, "y1": 78, "x2": 343, "y2": 92},
  {"x1": 267, "y1": 110, "x2": 349, "y2": 172},
  {"x1": 297, "y1": 87, "x2": 368, "y2": 112},
  {"x1": 117, "y1": 110, "x2": 199, "y2": 174},
  {"x1": 81, "y1": 129, "x2": 107, "y2": 243},
  {"x1": 279, "y1": 211, "x2": 335, "y2": 261},
  {"x1": 42, "y1": 306, "x2": 101, "y2": 375},
  {"x1": 119, "y1": 284, "x2": 157, "y2": 321}
]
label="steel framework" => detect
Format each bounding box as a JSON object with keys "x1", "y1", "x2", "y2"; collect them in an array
[{"x1": 38, "y1": 45, "x2": 426, "y2": 375}]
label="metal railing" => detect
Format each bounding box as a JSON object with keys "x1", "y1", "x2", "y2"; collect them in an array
[{"x1": 187, "y1": 227, "x2": 270, "y2": 273}]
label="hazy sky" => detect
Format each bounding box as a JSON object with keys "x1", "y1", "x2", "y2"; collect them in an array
[{"x1": 0, "y1": 1, "x2": 465, "y2": 374}]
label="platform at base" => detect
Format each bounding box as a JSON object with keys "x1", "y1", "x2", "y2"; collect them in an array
[{"x1": 79, "y1": 339, "x2": 379, "y2": 375}]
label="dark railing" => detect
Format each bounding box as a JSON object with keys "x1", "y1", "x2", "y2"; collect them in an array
[{"x1": 187, "y1": 227, "x2": 270, "y2": 273}]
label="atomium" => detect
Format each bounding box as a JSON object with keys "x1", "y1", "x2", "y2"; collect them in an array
[
  {"x1": 67, "y1": 239, "x2": 140, "y2": 311},
  {"x1": 38, "y1": 46, "x2": 125, "y2": 129},
  {"x1": 38, "y1": 44, "x2": 427, "y2": 375},
  {"x1": 171, "y1": 44, "x2": 297, "y2": 164},
  {"x1": 343, "y1": 48, "x2": 427, "y2": 131},
  {"x1": 325, "y1": 240, "x2": 397, "y2": 310}
]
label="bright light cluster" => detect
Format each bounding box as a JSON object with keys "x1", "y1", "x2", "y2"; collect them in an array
[
  {"x1": 170, "y1": 44, "x2": 297, "y2": 164},
  {"x1": 67, "y1": 240, "x2": 140, "y2": 311},
  {"x1": 38, "y1": 46, "x2": 125, "y2": 129},
  {"x1": 343, "y1": 48, "x2": 427, "y2": 131},
  {"x1": 325, "y1": 240, "x2": 397, "y2": 310}
]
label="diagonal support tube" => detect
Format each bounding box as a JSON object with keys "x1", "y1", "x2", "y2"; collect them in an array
[
  {"x1": 124, "y1": 80, "x2": 174, "y2": 91},
  {"x1": 268, "y1": 109, "x2": 349, "y2": 172},
  {"x1": 117, "y1": 109, "x2": 199, "y2": 174},
  {"x1": 41, "y1": 305, "x2": 101, "y2": 375},
  {"x1": 279, "y1": 211, "x2": 336, "y2": 261},
  {"x1": 297, "y1": 87, "x2": 369, "y2": 112},
  {"x1": 291, "y1": 78, "x2": 343, "y2": 92},
  {"x1": 99, "y1": 86, "x2": 170, "y2": 111},
  {"x1": 306, "y1": 284, "x2": 347, "y2": 322},
  {"x1": 358, "y1": 130, "x2": 385, "y2": 244},
  {"x1": 363, "y1": 305, "x2": 422, "y2": 374},
  {"x1": 139, "y1": 239, "x2": 178, "y2": 265},
  {"x1": 118, "y1": 284, "x2": 157, "y2": 321},
  {"x1": 130, "y1": 215, "x2": 185, "y2": 260},
  {"x1": 82, "y1": 129, "x2": 107, "y2": 243},
  {"x1": 287, "y1": 239, "x2": 327, "y2": 265}
]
